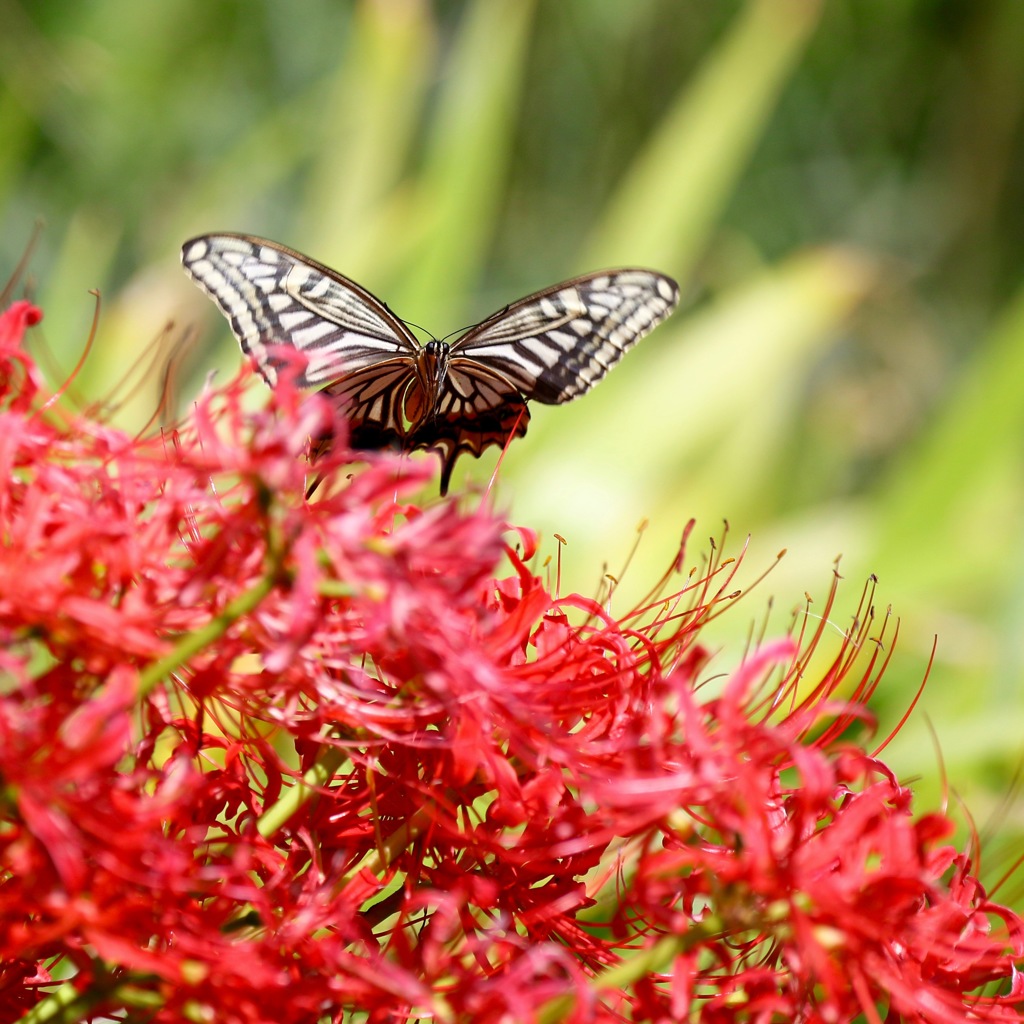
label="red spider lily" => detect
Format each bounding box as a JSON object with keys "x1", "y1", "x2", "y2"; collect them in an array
[{"x1": 0, "y1": 299, "x2": 1021, "y2": 1024}]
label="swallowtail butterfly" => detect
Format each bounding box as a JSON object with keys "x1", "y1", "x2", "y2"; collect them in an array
[{"x1": 181, "y1": 234, "x2": 679, "y2": 494}]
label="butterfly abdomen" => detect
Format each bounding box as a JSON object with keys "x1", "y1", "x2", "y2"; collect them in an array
[{"x1": 416, "y1": 340, "x2": 452, "y2": 420}]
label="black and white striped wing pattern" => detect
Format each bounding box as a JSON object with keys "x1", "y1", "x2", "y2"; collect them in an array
[
  {"x1": 313, "y1": 359, "x2": 418, "y2": 451},
  {"x1": 451, "y1": 270, "x2": 679, "y2": 405},
  {"x1": 181, "y1": 233, "x2": 680, "y2": 494},
  {"x1": 409, "y1": 363, "x2": 531, "y2": 495},
  {"x1": 180, "y1": 234, "x2": 419, "y2": 390}
]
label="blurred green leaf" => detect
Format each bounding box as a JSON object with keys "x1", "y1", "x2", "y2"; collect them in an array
[
  {"x1": 585, "y1": 0, "x2": 822, "y2": 274},
  {"x1": 299, "y1": 0, "x2": 435, "y2": 281},
  {"x1": 512, "y1": 245, "x2": 876, "y2": 596},
  {"x1": 876, "y1": 282, "x2": 1024, "y2": 594},
  {"x1": 394, "y1": 0, "x2": 537, "y2": 324}
]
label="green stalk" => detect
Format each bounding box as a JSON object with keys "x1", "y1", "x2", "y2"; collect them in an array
[
  {"x1": 16, "y1": 981, "x2": 99, "y2": 1024},
  {"x1": 537, "y1": 920, "x2": 721, "y2": 1023},
  {"x1": 257, "y1": 745, "x2": 347, "y2": 838},
  {"x1": 138, "y1": 569, "x2": 277, "y2": 697}
]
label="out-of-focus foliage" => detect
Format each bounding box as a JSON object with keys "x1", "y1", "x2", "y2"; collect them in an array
[{"x1": 2, "y1": 0, "x2": 1024, "y2": 897}]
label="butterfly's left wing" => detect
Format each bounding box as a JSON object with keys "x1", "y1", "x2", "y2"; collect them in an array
[
  {"x1": 181, "y1": 234, "x2": 420, "y2": 389},
  {"x1": 451, "y1": 269, "x2": 679, "y2": 404}
]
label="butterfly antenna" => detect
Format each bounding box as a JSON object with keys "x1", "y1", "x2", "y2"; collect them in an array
[
  {"x1": 439, "y1": 303, "x2": 512, "y2": 345},
  {"x1": 400, "y1": 317, "x2": 436, "y2": 343}
]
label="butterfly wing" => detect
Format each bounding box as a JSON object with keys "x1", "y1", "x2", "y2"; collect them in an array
[
  {"x1": 451, "y1": 269, "x2": 679, "y2": 404},
  {"x1": 405, "y1": 268, "x2": 678, "y2": 490},
  {"x1": 409, "y1": 361, "x2": 530, "y2": 495},
  {"x1": 182, "y1": 238, "x2": 680, "y2": 494},
  {"x1": 318, "y1": 359, "x2": 422, "y2": 452},
  {"x1": 181, "y1": 234, "x2": 420, "y2": 389}
]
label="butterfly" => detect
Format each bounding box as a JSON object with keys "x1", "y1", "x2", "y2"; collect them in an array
[{"x1": 181, "y1": 234, "x2": 679, "y2": 494}]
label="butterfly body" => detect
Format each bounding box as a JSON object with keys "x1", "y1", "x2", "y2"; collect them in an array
[
  {"x1": 417, "y1": 339, "x2": 452, "y2": 418},
  {"x1": 181, "y1": 234, "x2": 678, "y2": 493}
]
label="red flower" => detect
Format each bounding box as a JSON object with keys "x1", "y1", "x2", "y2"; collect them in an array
[{"x1": 0, "y1": 299, "x2": 1021, "y2": 1023}]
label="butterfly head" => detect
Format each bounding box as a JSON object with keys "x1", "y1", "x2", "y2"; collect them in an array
[{"x1": 418, "y1": 339, "x2": 452, "y2": 417}]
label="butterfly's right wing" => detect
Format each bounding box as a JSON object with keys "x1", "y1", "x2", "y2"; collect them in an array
[
  {"x1": 408, "y1": 361, "x2": 531, "y2": 495},
  {"x1": 452, "y1": 269, "x2": 679, "y2": 405},
  {"x1": 181, "y1": 234, "x2": 419, "y2": 390}
]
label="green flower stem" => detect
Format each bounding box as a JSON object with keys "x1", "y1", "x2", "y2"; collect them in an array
[
  {"x1": 538, "y1": 921, "x2": 720, "y2": 1024},
  {"x1": 16, "y1": 972, "x2": 172, "y2": 1024},
  {"x1": 317, "y1": 579, "x2": 356, "y2": 598},
  {"x1": 137, "y1": 532, "x2": 359, "y2": 701},
  {"x1": 138, "y1": 571, "x2": 278, "y2": 697},
  {"x1": 344, "y1": 804, "x2": 433, "y2": 880},
  {"x1": 257, "y1": 745, "x2": 347, "y2": 838},
  {"x1": 592, "y1": 933, "x2": 689, "y2": 992},
  {"x1": 16, "y1": 981, "x2": 99, "y2": 1024}
]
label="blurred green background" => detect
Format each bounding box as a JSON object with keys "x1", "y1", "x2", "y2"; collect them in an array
[{"x1": 3, "y1": 0, "x2": 1024, "y2": 894}]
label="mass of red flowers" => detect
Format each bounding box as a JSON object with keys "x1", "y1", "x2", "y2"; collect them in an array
[{"x1": 0, "y1": 296, "x2": 1021, "y2": 1023}]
